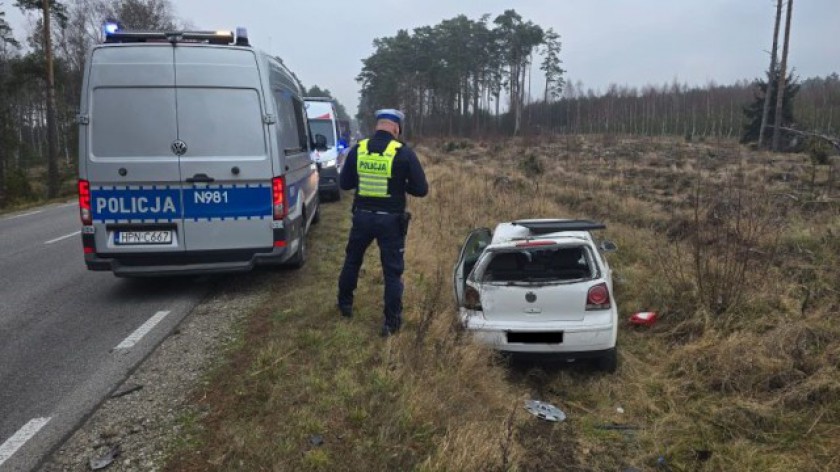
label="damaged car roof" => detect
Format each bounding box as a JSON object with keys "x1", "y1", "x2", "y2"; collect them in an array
[{"x1": 491, "y1": 219, "x2": 606, "y2": 246}]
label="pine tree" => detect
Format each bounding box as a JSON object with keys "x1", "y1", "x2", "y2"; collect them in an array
[
  {"x1": 742, "y1": 69, "x2": 799, "y2": 145},
  {"x1": 540, "y1": 28, "x2": 565, "y2": 102}
]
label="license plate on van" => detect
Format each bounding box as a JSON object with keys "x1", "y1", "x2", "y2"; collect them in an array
[{"x1": 114, "y1": 230, "x2": 173, "y2": 245}]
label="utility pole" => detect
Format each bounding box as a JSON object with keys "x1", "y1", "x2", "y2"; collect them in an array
[
  {"x1": 758, "y1": 0, "x2": 782, "y2": 148},
  {"x1": 43, "y1": 0, "x2": 59, "y2": 198},
  {"x1": 772, "y1": 0, "x2": 793, "y2": 152}
]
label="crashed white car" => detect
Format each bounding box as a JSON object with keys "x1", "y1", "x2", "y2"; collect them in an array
[{"x1": 453, "y1": 219, "x2": 618, "y2": 372}]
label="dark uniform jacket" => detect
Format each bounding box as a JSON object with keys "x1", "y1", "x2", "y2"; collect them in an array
[{"x1": 340, "y1": 130, "x2": 428, "y2": 213}]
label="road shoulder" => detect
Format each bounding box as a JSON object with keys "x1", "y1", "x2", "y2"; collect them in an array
[{"x1": 39, "y1": 272, "x2": 273, "y2": 472}]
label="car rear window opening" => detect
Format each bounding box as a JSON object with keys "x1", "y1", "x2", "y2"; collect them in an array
[{"x1": 482, "y1": 246, "x2": 593, "y2": 282}]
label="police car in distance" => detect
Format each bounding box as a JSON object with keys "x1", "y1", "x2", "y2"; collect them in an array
[
  {"x1": 453, "y1": 219, "x2": 619, "y2": 372},
  {"x1": 305, "y1": 97, "x2": 345, "y2": 201},
  {"x1": 78, "y1": 26, "x2": 319, "y2": 276}
]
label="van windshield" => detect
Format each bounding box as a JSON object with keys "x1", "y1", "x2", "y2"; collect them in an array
[
  {"x1": 477, "y1": 245, "x2": 596, "y2": 283},
  {"x1": 308, "y1": 119, "x2": 336, "y2": 147}
]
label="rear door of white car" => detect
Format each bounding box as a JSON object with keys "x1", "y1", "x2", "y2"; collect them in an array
[
  {"x1": 453, "y1": 228, "x2": 491, "y2": 306},
  {"x1": 476, "y1": 243, "x2": 596, "y2": 322}
]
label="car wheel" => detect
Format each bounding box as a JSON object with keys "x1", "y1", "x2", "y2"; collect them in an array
[
  {"x1": 286, "y1": 234, "x2": 307, "y2": 269},
  {"x1": 597, "y1": 348, "x2": 617, "y2": 373}
]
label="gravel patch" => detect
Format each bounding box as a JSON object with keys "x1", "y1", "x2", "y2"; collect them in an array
[{"x1": 39, "y1": 271, "x2": 277, "y2": 472}]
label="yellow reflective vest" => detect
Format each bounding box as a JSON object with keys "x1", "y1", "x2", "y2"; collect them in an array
[{"x1": 356, "y1": 139, "x2": 403, "y2": 198}]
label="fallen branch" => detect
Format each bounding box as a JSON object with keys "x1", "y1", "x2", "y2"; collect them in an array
[{"x1": 764, "y1": 125, "x2": 840, "y2": 152}]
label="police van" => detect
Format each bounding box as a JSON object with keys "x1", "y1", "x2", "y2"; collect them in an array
[
  {"x1": 77, "y1": 27, "x2": 319, "y2": 276},
  {"x1": 304, "y1": 97, "x2": 344, "y2": 201}
]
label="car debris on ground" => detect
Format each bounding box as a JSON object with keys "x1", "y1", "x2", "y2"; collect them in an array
[
  {"x1": 629, "y1": 311, "x2": 658, "y2": 327},
  {"x1": 89, "y1": 445, "x2": 119, "y2": 470},
  {"x1": 524, "y1": 400, "x2": 566, "y2": 422}
]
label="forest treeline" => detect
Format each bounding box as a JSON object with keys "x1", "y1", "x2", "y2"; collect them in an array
[
  {"x1": 527, "y1": 73, "x2": 839, "y2": 141},
  {"x1": 358, "y1": 10, "x2": 839, "y2": 143},
  {"x1": 0, "y1": 0, "x2": 184, "y2": 206}
]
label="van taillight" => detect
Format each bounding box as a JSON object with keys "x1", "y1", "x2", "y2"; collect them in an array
[
  {"x1": 272, "y1": 176, "x2": 286, "y2": 220},
  {"x1": 78, "y1": 179, "x2": 92, "y2": 225},
  {"x1": 586, "y1": 283, "x2": 611, "y2": 310},
  {"x1": 464, "y1": 285, "x2": 482, "y2": 311}
]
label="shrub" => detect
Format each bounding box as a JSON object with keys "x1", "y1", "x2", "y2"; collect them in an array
[
  {"x1": 4, "y1": 168, "x2": 35, "y2": 203},
  {"x1": 807, "y1": 137, "x2": 832, "y2": 166},
  {"x1": 519, "y1": 153, "x2": 544, "y2": 177}
]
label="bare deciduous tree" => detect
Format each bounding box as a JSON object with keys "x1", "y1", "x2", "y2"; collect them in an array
[
  {"x1": 758, "y1": 0, "x2": 783, "y2": 148},
  {"x1": 772, "y1": 0, "x2": 794, "y2": 151}
]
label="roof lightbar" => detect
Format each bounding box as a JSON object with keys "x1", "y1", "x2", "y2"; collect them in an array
[
  {"x1": 104, "y1": 29, "x2": 240, "y2": 45},
  {"x1": 512, "y1": 219, "x2": 606, "y2": 235}
]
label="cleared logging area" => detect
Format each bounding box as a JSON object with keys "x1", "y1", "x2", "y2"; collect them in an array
[{"x1": 166, "y1": 136, "x2": 839, "y2": 471}]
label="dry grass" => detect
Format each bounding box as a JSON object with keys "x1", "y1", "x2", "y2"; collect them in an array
[{"x1": 165, "y1": 135, "x2": 840, "y2": 471}]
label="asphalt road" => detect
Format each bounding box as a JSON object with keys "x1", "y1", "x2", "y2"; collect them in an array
[{"x1": 0, "y1": 202, "x2": 208, "y2": 471}]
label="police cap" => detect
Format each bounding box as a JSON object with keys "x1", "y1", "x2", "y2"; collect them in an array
[{"x1": 374, "y1": 108, "x2": 405, "y2": 128}]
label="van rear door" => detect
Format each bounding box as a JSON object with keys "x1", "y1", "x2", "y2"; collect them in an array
[
  {"x1": 174, "y1": 47, "x2": 273, "y2": 251},
  {"x1": 85, "y1": 46, "x2": 185, "y2": 255}
]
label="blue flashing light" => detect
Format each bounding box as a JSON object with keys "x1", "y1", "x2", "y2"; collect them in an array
[
  {"x1": 235, "y1": 27, "x2": 249, "y2": 46},
  {"x1": 103, "y1": 22, "x2": 119, "y2": 35}
]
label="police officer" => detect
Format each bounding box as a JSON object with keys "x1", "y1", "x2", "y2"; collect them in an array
[{"x1": 337, "y1": 109, "x2": 428, "y2": 337}]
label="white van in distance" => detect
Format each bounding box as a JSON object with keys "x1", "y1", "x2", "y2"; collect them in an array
[{"x1": 305, "y1": 97, "x2": 344, "y2": 201}]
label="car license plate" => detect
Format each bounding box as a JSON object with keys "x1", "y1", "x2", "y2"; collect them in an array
[
  {"x1": 114, "y1": 230, "x2": 173, "y2": 245},
  {"x1": 507, "y1": 331, "x2": 564, "y2": 344}
]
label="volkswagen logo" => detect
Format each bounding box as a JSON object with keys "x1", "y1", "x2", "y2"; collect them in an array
[
  {"x1": 525, "y1": 292, "x2": 537, "y2": 303},
  {"x1": 171, "y1": 140, "x2": 188, "y2": 156}
]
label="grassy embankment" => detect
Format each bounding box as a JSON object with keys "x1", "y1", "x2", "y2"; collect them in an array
[
  {"x1": 166, "y1": 135, "x2": 839, "y2": 471},
  {"x1": 0, "y1": 164, "x2": 78, "y2": 215}
]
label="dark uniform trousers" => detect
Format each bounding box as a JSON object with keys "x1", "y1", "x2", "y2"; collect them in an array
[{"x1": 337, "y1": 210, "x2": 405, "y2": 330}]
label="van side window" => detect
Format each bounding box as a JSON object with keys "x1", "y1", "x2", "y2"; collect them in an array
[
  {"x1": 273, "y1": 90, "x2": 303, "y2": 153},
  {"x1": 273, "y1": 90, "x2": 309, "y2": 151},
  {"x1": 291, "y1": 98, "x2": 309, "y2": 151},
  {"x1": 272, "y1": 90, "x2": 291, "y2": 151}
]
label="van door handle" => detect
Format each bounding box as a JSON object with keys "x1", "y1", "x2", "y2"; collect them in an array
[{"x1": 185, "y1": 173, "x2": 215, "y2": 183}]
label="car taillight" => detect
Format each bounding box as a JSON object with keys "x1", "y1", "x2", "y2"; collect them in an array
[
  {"x1": 464, "y1": 285, "x2": 482, "y2": 311},
  {"x1": 78, "y1": 179, "x2": 92, "y2": 225},
  {"x1": 586, "y1": 282, "x2": 611, "y2": 310},
  {"x1": 272, "y1": 176, "x2": 286, "y2": 220}
]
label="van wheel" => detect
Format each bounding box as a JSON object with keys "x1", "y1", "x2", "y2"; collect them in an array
[
  {"x1": 286, "y1": 235, "x2": 307, "y2": 269},
  {"x1": 311, "y1": 202, "x2": 321, "y2": 225},
  {"x1": 597, "y1": 348, "x2": 617, "y2": 373}
]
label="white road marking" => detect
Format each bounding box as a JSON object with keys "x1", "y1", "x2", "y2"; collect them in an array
[
  {"x1": 44, "y1": 231, "x2": 81, "y2": 245},
  {"x1": 0, "y1": 417, "x2": 51, "y2": 466},
  {"x1": 114, "y1": 311, "x2": 171, "y2": 350},
  {"x1": 58, "y1": 202, "x2": 76, "y2": 208},
  {"x1": 2, "y1": 210, "x2": 43, "y2": 221}
]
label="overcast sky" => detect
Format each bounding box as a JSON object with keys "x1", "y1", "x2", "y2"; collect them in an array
[{"x1": 5, "y1": 0, "x2": 839, "y2": 117}]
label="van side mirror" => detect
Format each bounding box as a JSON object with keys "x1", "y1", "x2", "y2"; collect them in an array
[
  {"x1": 314, "y1": 134, "x2": 328, "y2": 151},
  {"x1": 599, "y1": 241, "x2": 618, "y2": 253}
]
